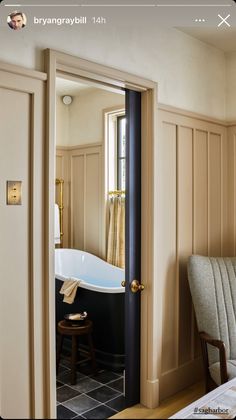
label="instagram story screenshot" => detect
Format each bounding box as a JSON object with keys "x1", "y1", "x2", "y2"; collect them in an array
[{"x1": 1, "y1": 1, "x2": 236, "y2": 419}]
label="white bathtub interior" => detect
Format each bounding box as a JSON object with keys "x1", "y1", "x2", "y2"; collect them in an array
[{"x1": 55, "y1": 248, "x2": 125, "y2": 293}]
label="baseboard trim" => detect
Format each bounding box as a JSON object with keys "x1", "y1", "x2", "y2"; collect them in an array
[
  {"x1": 141, "y1": 377, "x2": 160, "y2": 408},
  {"x1": 160, "y1": 358, "x2": 204, "y2": 402}
]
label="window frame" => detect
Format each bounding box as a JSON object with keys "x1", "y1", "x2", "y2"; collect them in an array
[{"x1": 117, "y1": 114, "x2": 126, "y2": 191}]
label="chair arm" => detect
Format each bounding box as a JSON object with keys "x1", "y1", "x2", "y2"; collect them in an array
[{"x1": 199, "y1": 331, "x2": 228, "y2": 385}]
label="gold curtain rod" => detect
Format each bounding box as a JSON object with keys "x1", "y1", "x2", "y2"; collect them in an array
[{"x1": 109, "y1": 190, "x2": 125, "y2": 196}]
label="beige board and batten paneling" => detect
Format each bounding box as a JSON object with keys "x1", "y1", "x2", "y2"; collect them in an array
[
  {"x1": 56, "y1": 144, "x2": 104, "y2": 258},
  {"x1": 227, "y1": 125, "x2": 236, "y2": 255},
  {"x1": 0, "y1": 67, "x2": 47, "y2": 418},
  {"x1": 157, "y1": 108, "x2": 229, "y2": 401},
  {"x1": 71, "y1": 144, "x2": 103, "y2": 256}
]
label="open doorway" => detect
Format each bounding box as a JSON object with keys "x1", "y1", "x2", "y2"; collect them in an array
[
  {"x1": 45, "y1": 49, "x2": 157, "y2": 420},
  {"x1": 54, "y1": 75, "x2": 128, "y2": 418}
]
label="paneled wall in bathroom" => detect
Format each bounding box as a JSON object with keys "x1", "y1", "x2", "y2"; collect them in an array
[{"x1": 56, "y1": 143, "x2": 105, "y2": 259}]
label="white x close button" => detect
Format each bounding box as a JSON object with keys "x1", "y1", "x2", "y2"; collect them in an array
[{"x1": 218, "y1": 14, "x2": 231, "y2": 27}]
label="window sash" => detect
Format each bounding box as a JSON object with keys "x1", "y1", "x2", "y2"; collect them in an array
[{"x1": 117, "y1": 115, "x2": 126, "y2": 191}]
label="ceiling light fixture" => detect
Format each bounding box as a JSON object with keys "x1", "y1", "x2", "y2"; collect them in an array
[{"x1": 62, "y1": 95, "x2": 73, "y2": 105}]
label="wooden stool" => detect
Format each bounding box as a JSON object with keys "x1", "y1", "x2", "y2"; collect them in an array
[{"x1": 56, "y1": 319, "x2": 97, "y2": 385}]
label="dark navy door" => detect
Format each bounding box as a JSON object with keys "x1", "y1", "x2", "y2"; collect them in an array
[{"x1": 125, "y1": 90, "x2": 142, "y2": 407}]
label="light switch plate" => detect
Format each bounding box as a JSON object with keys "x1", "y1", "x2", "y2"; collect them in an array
[{"x1": 7, "y1": 181, "x2": 22, "y2": 205}]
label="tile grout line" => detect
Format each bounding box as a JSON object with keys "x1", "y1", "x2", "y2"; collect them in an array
[
  {"x1": 103, "y1": 382, "x2": 124, "y2": 394},
  {"x1": 57, "y1": 365, "x2": 125, "y2": 418},
  {"x1": 57, "y1": 386, "x2": 124, "y2": 416},
  {"x1": 56, "y1": 403, "x2": 80, "y2": 418},
  {"x1": 57, "y1": 384, "x2": 123, "y2": 402},
  {"x1": 60, "y1": 379, "x2": 108, "y2": 394},
  {"x1": 60, "y1": 392, "x2": 103, "y2": 415},
  {"x1": 58, "y1": 372, "x2": 124, "y2": 391},
  {"x1": 57, "y1": 391, "x2": 101, "y2": 407},
  {"x1": 76, "y1": 402, "x2": 118, "y2": 417}
]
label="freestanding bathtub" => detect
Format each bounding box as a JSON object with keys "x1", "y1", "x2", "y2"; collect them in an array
[{"x1": 55, "y1": 248, "x2": 125, "y2": 370}]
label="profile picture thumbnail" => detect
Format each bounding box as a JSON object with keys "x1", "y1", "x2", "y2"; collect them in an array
[{"x1": 7, "y1": 11, "x2": 27, "y2": 30}]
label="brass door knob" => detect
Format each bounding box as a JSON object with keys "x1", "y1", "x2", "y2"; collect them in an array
[
  {"x1": 130, "y1": 279, "x2": 145, "y2": 293},
  {"x1": 121, "y1": 280, "x2": 126, "y2": 287}
]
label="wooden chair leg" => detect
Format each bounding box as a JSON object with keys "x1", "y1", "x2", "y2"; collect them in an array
[
  {"x1": 56, "y1": 334, "x2": 64, "y2": 375},
  {"x1": 71, "y1": 335, "x2": 78, "y2": 385}
]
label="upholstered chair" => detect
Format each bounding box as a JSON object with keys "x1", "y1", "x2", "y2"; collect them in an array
[{"x1": 187, "y1": 255, "x2": 236, "y2": 392}]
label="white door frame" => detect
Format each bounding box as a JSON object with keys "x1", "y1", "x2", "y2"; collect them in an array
[{"x1": 45, "y1": 49, "x2": 159, "y2": 418}]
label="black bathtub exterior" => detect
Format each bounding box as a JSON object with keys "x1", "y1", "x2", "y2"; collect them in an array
[{"x1": 56, "y1": 278, "x2": 125, "y2": 371}]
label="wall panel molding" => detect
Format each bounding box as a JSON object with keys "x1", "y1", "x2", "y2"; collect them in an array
[
  {"x1": 56, "y1": 144, "x2": 105, "y2": 258},
  {"x1": 158, "y1": 108, "x2": 229, "y2": 401},
  {"x1": 160, "y1": 358, "x2": 203, "y2": 400},
  {"x1": 158, "y1": 103, "x2": 228, "y2": 127},
  {"x1": 227, "y1": 125, "x2": 236, "y2": 255}
]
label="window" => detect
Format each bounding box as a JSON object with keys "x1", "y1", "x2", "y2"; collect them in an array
[
  {"x1": 106, "y1": 108, "x2": 126, "y2": 193},
  {"x1": 117, "y1": 115, "x2": 126, "y2": 191}
]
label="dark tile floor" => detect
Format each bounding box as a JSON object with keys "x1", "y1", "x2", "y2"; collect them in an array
[{"x1": 57, "y1": 357, "x2": 126, "y2": 419}]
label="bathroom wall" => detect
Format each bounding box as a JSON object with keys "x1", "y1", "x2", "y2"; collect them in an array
[
  {"x1": 56, "y1": 88, "x2": 125, "y2": 147},
  {"x1": 56, "y1": 144, "x2": 104, "y2": 257},
  {"x1": 69, "y1": 89, "x2": 125, "y2": 146},
  {"x1": 56, "y1": 88, "x2": 125, "y2": 257},
  {"x1": 56, "y1": 96, "x2": 69, "y2": 146}
]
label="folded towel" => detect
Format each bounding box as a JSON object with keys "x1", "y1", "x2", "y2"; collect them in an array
[
  {"x1": 55, "y1": 203, "x2": 61, "y2": 245},
  {"x1": 59, "y1": 278, "x2": 81, "y2": 304}
]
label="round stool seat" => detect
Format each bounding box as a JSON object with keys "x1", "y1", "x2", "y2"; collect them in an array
[
  {"x1": 58, "y1": 319, "x2": 93, "y2": 336},
  {"x1": 56, "y1": 318, "x2": 96, "y2": 385}
]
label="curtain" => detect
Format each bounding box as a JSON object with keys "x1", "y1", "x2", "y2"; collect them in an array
[{"x1": 107, "y1": 195, "x2": 125, "y2": 268}]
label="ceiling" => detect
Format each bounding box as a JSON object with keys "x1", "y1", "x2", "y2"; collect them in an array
[
  {"x1": 177, "y1": 27, "x2": 236, "y2": 52},
  {"x1": 56, "y1": 76, "x2": 125, "y2": 97},
  {"x1": 56, "y1": 78, "x2": 93, "y2": 95}
]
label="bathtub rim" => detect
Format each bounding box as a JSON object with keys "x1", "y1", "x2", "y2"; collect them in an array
[
  {"x1": 55, "y1": 274, "x2": 125, "y2": 294},
  {"x1": 55, "y1": 247, "x2": 124, "y2": 272}
]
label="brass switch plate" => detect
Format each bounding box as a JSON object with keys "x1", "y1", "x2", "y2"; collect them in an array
[{"x1": 7, "y1": 181, "x2": 22, "y2": 205}]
